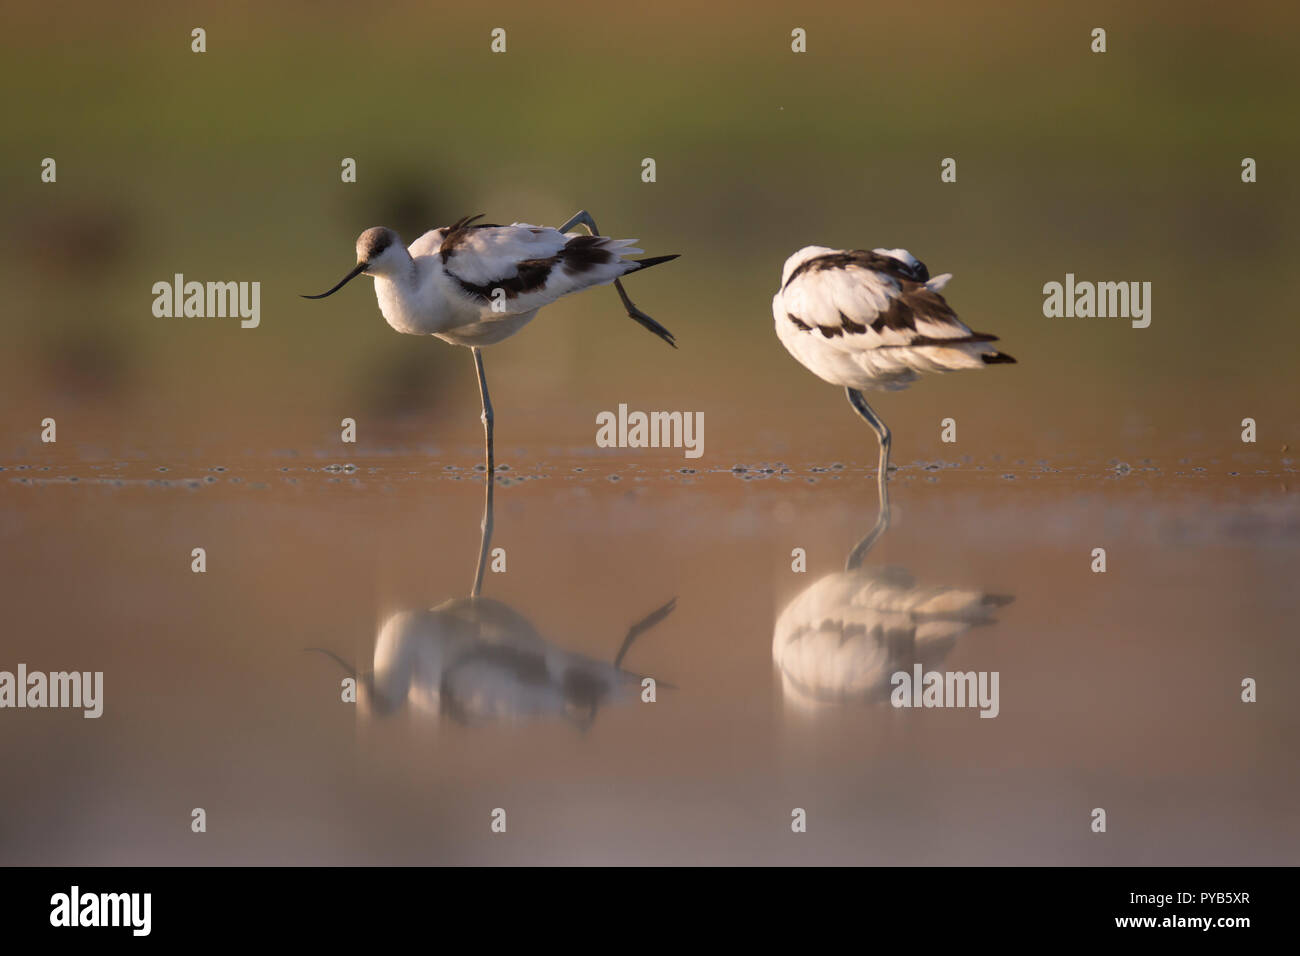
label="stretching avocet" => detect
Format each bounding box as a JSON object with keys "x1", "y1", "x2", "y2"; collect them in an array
[
  {"x1": 773, "y1": 246, "x2": 1015, "y2": 513},
  {"x1": 304, "y1": 211, "x2": 678, "y2": 477}
]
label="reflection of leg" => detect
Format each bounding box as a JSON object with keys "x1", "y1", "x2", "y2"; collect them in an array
[
  {"x1": 613, "y1": 597, "x2": 678, "y2": 670},
  {"x1": 556, "y1": 209, "x2": 676, "y2": 347},
  {"x1": 846, "y1": 387, "x2": 892, "y2": 521},
  {"x1": 471, "y1": 347, "x2": 495, "y2": 598},
  {"x1": 844, "y1": 499, "x2": 891, "y2": 571},
  {"x1": 303, "y1": 647, "x2": 374, "y2": 703}
]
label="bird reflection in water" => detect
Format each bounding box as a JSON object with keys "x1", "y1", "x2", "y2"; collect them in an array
[
  {"x1": 772, "y1": 505, "x2": 1013, "y2": 712},
  {"x1": 311, "y1": 475, "x2": 675, "y2": 729}
]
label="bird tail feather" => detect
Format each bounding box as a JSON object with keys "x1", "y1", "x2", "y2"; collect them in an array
[{"x1": 630, "y1": 254, "x2": 680, "y2": 272}]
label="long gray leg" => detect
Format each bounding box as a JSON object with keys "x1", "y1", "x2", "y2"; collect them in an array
[
  {"x1": 471, "y1": 347, "x2": 495, "y2": 598},
  {"x1": 557, "y1": 209, "x2": 675, "y2": 347},
  {"x1": 846, "y1": 388, "x2": 892, "y2": 520}
]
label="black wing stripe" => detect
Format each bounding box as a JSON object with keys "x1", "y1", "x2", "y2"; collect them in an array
[
  {"x1": 868, "y1": 287, "x2": 961, "y2": 334},
  {"x1": 452, "y1": 259, "x2": 556, "y2": 300},
  {"x1": 557, "y1": 234, "x2": 618, "y2": 273},
  {"x1": 839, "y1": 310, "x2": 868, "y2": 334},
  {"x1": 448, "y1": 234, "x2": 624, "y2": 301},
  {"x1": 905, "y1": 332, "x2": 1000, "y2": 347}
]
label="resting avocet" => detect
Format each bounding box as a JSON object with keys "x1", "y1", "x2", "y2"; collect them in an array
[{"x1": 773, "y1": 246, "x2": 1015, "y2": 513}]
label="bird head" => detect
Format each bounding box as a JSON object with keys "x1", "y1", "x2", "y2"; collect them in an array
[{"x1": 301, "y1": 226, "x2": 404, "y2": 299}]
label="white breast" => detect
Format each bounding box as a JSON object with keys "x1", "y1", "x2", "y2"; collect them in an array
[{"x1": 374, "y1": 271, "x2": 475, "y2": 337}]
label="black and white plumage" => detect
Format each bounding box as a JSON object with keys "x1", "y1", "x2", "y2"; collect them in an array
[
  {"x1": 775, "y1": 245, "x2": 1013, "y2": 390},
  {"x1": 307, "y1": 213, "x2": 678, "y2": 347},
  {"x1": 304, "y1": 210, "x2": 678, "y2": 476},
  {"x1": 773, "y1": 245, "x2": 1015, "y2": 511}
]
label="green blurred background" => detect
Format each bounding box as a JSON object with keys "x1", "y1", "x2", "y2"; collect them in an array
[{"x1": 2, "y1": 0, "x2": 1297, "y2": 462}]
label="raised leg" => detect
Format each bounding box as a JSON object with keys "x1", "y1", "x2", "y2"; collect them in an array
[
  {"x1": 571, "y1": 596, "x2": 679, "y2": 731},
  {"x1": 846, "y1": 387, "x2": 892, "y2": 520},
  {"x1": 557, "y1": 209, "x2": 675, "y2": 347},
  {"x1": 471, "y1": 347, "x2": 495, "y2": 598},
  {"x1": 613, "y1": 597, "x2": 677, "y2": 671}
]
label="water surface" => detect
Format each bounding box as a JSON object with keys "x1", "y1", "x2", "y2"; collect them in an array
[{"x1": 2, "y1": 450, "x2": 1294, "y2": 864}]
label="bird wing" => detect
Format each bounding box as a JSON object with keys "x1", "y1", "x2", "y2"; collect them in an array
[
  {"x1": 406, "y1": 228, "x2": 448, "y2": 258},
  {"x1": 436, "y1": 214, "x2": 646, "y2": 315},
  {"x1": 779, "y1": 249, "x2": 983, "y2": 351},
  {"x1": 437, "y1": 216, "x2": 571, "y2": 285},
  {"x1": 409, "y1": 222, "x2": 570, "y2": 266}
]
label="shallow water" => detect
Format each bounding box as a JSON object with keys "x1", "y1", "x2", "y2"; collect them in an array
[{"x1": 1, "y1": 450, "x2": 1295, "y2": 864}]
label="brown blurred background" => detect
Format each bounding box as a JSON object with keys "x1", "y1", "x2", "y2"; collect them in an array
[{"x1": 1, "y1": 0, "x2": 1296, "y2": 463}]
